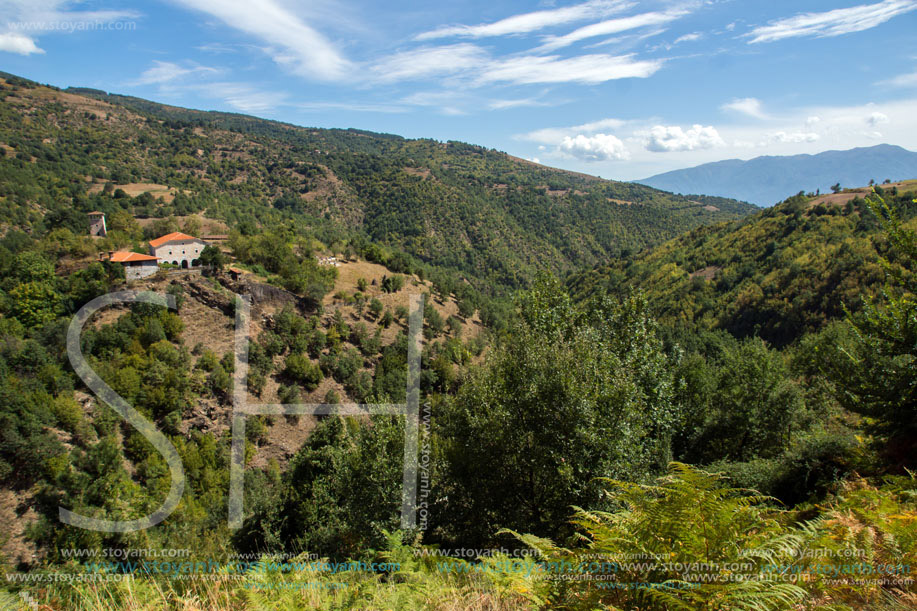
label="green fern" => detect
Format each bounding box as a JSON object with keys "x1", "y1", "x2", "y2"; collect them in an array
[{"x1": 509, "y1": 462, "x2": 807, "y2": 610}]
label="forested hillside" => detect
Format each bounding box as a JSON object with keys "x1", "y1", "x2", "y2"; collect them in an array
[
  {"x1": 2, "y1": 68, "x2": 917, "y2": 610},
  {"x1": 0, "y1": 72, "x2": 753, "y2": 294},
  {"x1": 569, "y1": 184, "x2": 917, "y2": 346}
]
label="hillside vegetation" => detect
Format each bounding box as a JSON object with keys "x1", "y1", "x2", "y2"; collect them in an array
[
  {"x1": 2, "y1": 69, "x2": 917, "y2": 610},
  {"x1": 569, "y1": 184, "x2": 917, "y2": 346},
  {"x1": 0, "y1": 72, "x2": 753, "y2": 294}
]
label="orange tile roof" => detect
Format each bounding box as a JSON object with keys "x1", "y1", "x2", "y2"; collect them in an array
[
  {"x1": 149, "y1": 232, "x2": 199, "y2": 248},
  {"x1": 110, "y1": 251, "x2": 159, "y2": 263}
]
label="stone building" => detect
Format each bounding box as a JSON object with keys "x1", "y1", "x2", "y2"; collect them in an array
[
  {"x1": 110, "y1": 251, "x2": 159, "y2": 280},
  {"x1": 88, "y1": 211, "x2": 107, "y2": 237},
  {"x1": 148, "y1": 231, "x2": 207, "y2": 268}
]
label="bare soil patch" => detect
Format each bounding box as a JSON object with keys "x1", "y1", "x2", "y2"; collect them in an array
[
  {"x1": 808, "y1": 191, "x2": 868, "y2": 207},
  {"x1": 135, "y1": 213, "x2": 230, "y2": 236},
  {"x1": 88, "y1": 182, "x2": 179, "y2": 203},
  {"x1": 689, "y1": 265, "x2": 722, "y2": 281}
]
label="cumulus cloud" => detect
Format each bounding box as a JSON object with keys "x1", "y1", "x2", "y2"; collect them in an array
[
  {"x1": 559, "y1": 133, "x2": 630, "y2": 161},
  {"x1": 747, "y1": 0, "x2": 917, "y2": 44},
  {"x1": 721, "y1": 97, "x2": 768, "y2": 119},
  {"x1": 646, "y1": 124, "x2": 725, "y2": 152},
  {"x1": 0, "y1": 32, "x2": 43, "y2": 55}
]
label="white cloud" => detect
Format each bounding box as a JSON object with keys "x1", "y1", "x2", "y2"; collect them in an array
[
  {"x1": 867, "y1": 111, "x2": 889, "y2": 126},
  {"x1": 520, "y1": 118, "x2": 627, "y2": 144},
  {"x1": 204, "y1": 82, "x2": 289, "y2": 113},
  {"x1": 400, "y1": 90, "x2": 472, "y2": 116},
  {"x1": 415, "y1": 0, "x2": 630, "y2": 40},
  {"x1": 173, "y1": 0, "x2": 351, "y2": 80},
  {"x1": 0, "y1": 0, "x2": 136, "y2": 55},
  {"x1": 369, "y1": 44, "x2": 488, "y2": 83},
  {"x1": 0, "y1": 32, "x2": 43, "y2": 55},
  {"x1": 646, "y1": 124, "x2": 725, "y2": 152},
  {"x1": 673, "y1": 32, "x2": 702, "y2": 44},
  {"x1": 479, "y1": 53, "x2": 662, "y2": 85},
  {"x1": 767, "y1": 131, "x2": 820, "y2": 144},
  {"x1": 747, "y1": 0, "x2": 917, "y2": 44},
  {"x1": 538, "y1": 10, "x2": 688, "y2": 51},
  {"x1": 879, "y1": 69, "x2": 917, "y2": 87},
  {"x1": 721, "y1": 97, "x2": 768, "y2": 119},
  {"x1": 488, "y1": 96, "x2": 551, "y2": 110},
  {"x1": 131, "y1": 61, "x2": 219, "y2": 86},
  {"x1": 559, "y1": 133, "x2": 630, "y2": 161},
  {"x1": 0, "y1": 0, "x2": 138, "y2": 27},
  {"x1": 513, "y1": 99, "x2": 917, "y2": 179},
  {"x1": 575, "y1": 118, "x2": 628, "y2": 132}
]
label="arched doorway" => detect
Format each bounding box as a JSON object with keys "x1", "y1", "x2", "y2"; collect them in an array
[
  {"x1": 191, "y1": 259, "x2": 200, "y2": 267},
  {"x1": 181, "y1": 260, "x2": 189, "y2": 269}
]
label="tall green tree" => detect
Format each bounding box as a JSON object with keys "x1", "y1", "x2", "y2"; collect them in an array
[
  {"x1": 824, "y1": 196, "x2": 917, "y2": 434},
  {"x1": 434, "y1": 276, "x2": 677, "y2": 546},
  {"x1": 198, "y1": 244, "x2": 226, "y2": 272}
]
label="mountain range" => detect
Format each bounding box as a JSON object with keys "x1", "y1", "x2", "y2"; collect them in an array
[{"x1": 637, "y1": 144, "x2": 917, "y2": 206}]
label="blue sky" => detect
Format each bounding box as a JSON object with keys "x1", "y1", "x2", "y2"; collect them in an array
[{"x1": 1, "y1": 0, "x2": 916, "y2": 179}]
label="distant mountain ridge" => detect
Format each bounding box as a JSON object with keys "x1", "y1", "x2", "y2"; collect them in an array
[{"x1": 637, "y1": 144, "x2": 917, "y2": 206}]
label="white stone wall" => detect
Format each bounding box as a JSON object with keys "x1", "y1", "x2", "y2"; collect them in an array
[
  {"x1": 125, "y1": 261, "x2": 159, "y2": 280},
  {"x1": 150, "y1": 239, "x2": 206, "y2": 268}
]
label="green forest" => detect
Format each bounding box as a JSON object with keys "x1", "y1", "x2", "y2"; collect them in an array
[{"x1": 1, "y1": 72, "x2": 916, "y2": 610}]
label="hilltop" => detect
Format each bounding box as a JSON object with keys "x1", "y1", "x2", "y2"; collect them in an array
[
  {"x1": 568, "y1": 181, "x2": 917, "y2": 346},
  {"x1": 0, "y1": 71, "x2": 754, "y2": 294},
  {"x1": 638, "y1": 144, "x2": 917, "y2": 206}
]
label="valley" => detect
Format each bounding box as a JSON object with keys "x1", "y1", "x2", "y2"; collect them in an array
[{"x1": 1, "y1": 69, "x2": 916, "y2": 610}]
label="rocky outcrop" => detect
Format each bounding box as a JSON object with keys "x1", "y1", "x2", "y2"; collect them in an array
[{"x1": 172, "y1": 275, "x2": 235, "y2": 316}]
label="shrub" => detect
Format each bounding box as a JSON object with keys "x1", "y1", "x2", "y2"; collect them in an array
[{"x1": 284, "y1": 353, "x2": 323, "y2": 391}]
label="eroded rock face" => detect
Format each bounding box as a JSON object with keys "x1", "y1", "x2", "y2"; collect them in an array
[
  {"x1": 237, "y1": 280, "x2": 302, "y2": 309},
  {"x1": 173, "y1": 276, "x2": 235, "y2": 316}
]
